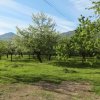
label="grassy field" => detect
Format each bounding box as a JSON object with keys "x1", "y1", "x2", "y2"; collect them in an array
[{"x1": 0, "y1": 56, "x2": 100, "y2": 99}]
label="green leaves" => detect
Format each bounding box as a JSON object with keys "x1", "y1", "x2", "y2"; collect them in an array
[
  {"x1": 90, "y1": 1, "x2": 100, "y2": 17},
  {"x1": 16, "y1": 13, "x2": 58, "y2": 62},
  {"x1": 71, "y1": 14, "x2": 100, "y2": 63}
]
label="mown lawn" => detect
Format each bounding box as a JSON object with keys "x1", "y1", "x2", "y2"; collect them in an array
[{"x1": 0, "y1": 56, "x2": 100, "y2": 95}]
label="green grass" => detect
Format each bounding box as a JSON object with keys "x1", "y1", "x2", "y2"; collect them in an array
[{"x1": 0, "y1": 56, "x2": 100, "y2": 95}]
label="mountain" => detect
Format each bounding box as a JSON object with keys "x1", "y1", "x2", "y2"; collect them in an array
[
  {"x1": 62, "y1": 30, "x2": 75, "y2": 37},
  {"x1": 0, "y1": 31, "x2": 75, "y2": 40},
  {"x1": 0, "y1": 32, "x2": 16, "y2": 40}
]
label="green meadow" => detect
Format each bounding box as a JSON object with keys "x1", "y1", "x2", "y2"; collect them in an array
[{"x1": 0, "y1": 56, "x2": 100, "y2": 95}]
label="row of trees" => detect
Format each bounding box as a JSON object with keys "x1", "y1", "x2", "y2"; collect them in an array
[{"x1": 0, "y1": 1, "x2": 100, "y2": 63}]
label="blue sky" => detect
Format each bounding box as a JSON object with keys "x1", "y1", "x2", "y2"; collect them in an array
[{"x1": 0, "y1": 0, "x2": 94, "y2": 35}]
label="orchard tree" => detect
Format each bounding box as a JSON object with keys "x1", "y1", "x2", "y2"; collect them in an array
[
  {"x1": 89, "y1": 0, "x2": 100, "y2": 57},
  {"x1": 73, "y1": 15, "x2": 99, "y2": 63},
  {"x1": 13, "y1": 33, "x2": 27, "y2": 58},
  {"x1": 56, "y1": 36, "x2": 74, "y2": 61},
  {"x1": 90, "y1": 1, "x2": 100, "y2": 17},
  {"x1": 29, "y1": 13, "x2": 58, "y2": 62},
  {"x1": 0, "y1": 41, "x2": 6, "y2": 60},
  {"x1": 16, "y1": 27, "x2": 35, "y2": 59},
  {"x1": 7, "y1": 40, "x2": 16, "y2": 61},
  {"x1": 17, "y1": 12, "x2": 58, "y2": 62}
]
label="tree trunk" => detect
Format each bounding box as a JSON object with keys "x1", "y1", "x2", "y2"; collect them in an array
[
  {"x1": 7, "y1": 53, "x2": 9, "y2": 58},
  {"x1": 34, "y1": 51, "x2": 42, "y2": 63},
  {"x1": 36, "y1": 52, "x2": 42, "y2": 63},
  {"x1": 48, "y1": 54, "x2": 51, "y2": 61},
  {"x1": 0, "y1": 55, "x2": 1, "y2": 60},
  {"x1": 82, "y1": 54, "x2": 86, "y2": 63},
  {"x1": 18, "y1": 53, "x2": 21, "y2": 59},
  {"x1": 21, "y1": 52, "x2": 23, "y2": 57},
  {"x1": 32, "y1": 52, "x2": 34, "y2": 59},
  {"x1": 11, "y1": 53, "x2": 13, "y2": 61},
  {"x1": 29, "y1": 53, "x2": 31, "y2": 60},
  {"x1": 37, "y1": 54, "x2": 42, "y2": 63}
]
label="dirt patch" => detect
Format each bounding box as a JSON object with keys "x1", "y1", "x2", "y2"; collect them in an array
[{"x1": 0, "y1": 81, "x2": 100, "y2": 100}]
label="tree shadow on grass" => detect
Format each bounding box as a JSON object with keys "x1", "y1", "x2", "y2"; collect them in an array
[
  {"x1": 10, "y1": 59, "x2": 35, "y2": 63},
  {"x1": 8, "y1": 74, "x2": 64, "y2": 84},
  {"x1": 50, "y1": 61, "x2": 100, "y2": 69},
  {"x1": 63, "y1": 68, "x2": 78, "y2": 73}
]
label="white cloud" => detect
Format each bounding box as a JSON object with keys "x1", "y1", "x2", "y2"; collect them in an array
[
  {"x1": 0, "y1": 0, "x2": 35, "y2": 34},
  {"x1": 0, "y1": 14, "x2": 76, "y2": 35},
  {"x1": 0, "y1": 0, "x2": 76, "y2": 34},
  {"x1": 69, "y1": 0, "x2": 92, "y2": 11},
  {"x1": 55, "y1": 19, "x2": 75, "y2": 32},
  {"x1": 48, "y1": 14, "x2": 76, "y2": 32},
  {"x1": 0, "y1": 0, "x2": 36, "y2": 16},
  {"x1": 0, "y1": 15, "x2": 31, "y2": 35}
]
